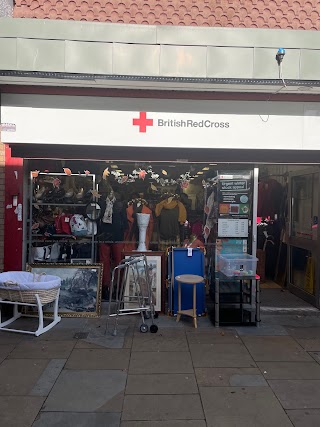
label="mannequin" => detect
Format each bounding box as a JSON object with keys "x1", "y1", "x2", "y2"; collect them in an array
[
  {"x1": 155, "y1": 195, "x2": 187, "y2": 251},
  {"x1": 98, "y1": 191, "x2": 128, "y2": 298},
  {"x1": 124, "y1": 197, "x2": 154, "y2": 252}
]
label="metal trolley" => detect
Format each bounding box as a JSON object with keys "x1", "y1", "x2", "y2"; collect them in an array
[{"x1": 106, "y1": 255, "x2": 158, "y2": 335}]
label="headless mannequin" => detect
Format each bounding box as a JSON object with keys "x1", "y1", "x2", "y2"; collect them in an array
[
  {"x1": 124, "y1": 198, "x2": 154, "y2": 252},
  {"x1": 99, "y1": 191, "x2": 128, "y2": 297}
]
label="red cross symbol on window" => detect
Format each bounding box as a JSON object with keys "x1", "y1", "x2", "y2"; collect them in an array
[{"x1": 132, "y1": 112, "x2": 153, "y2": 133}]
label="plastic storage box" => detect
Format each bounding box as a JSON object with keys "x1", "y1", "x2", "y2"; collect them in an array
[{"x1": 217, "y1": 254, "x2": 258, "y2": 278}]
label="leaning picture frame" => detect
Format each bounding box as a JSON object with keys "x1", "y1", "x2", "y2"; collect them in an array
[
  {"x1": 27, "y1": 263, "x2": 103, "y2": 317},
  {"x1": 122, "y1": 252, "x2": 165, "y2": 313}
]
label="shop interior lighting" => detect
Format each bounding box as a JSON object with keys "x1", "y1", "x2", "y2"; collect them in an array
[
  {"x1": 111, "y1": 164, "x2": 118, "y2": 169},
  {"x1": 202, "y1": 167, "x2": 210, "y2": 171},
  {"x1": 197, "y1": 171, "x2": 204, "y2": 175},
  {"x1": 115, "y1": 169, "x2": 122, "y2": 173},
  {"x1": 209, "y1": 163, "x2": 217, "y2": 166}
]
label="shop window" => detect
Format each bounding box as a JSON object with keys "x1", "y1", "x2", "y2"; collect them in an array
[
  {"x1": 290, "y1": 246, "x2": 315, "y2": 295},
  {"x1": 291, "y1": 173, "x2": 318, "y2": 241}
]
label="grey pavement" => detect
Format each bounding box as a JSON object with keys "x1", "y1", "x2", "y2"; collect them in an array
[{"x1": 2, "y1": 313, "x2": 320, "y2": 426}]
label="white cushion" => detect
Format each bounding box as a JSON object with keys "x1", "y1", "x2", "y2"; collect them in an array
[{"x1": 0, "y1": 271, "x2": 61, "y2": 290}]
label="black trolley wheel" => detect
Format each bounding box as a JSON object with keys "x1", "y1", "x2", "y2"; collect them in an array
[
  {"x1": 140, "y1": 324, "x2": 149, "y2": 333},
  {"x1": 150, "y1": 324, "x2": 158, "y2": 334}
]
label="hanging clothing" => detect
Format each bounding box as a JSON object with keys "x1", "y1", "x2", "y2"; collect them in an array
[
  {"x1": 204, "y1": 190, "x2": 215, "y2": 242},
  {"x1": 102, "y1": 195, "x2": 116, "y2": 224},
  {"x1": 98, "y1": 200, "x2": 128, "y2": 289},
  {"x1": 99, "y1": 201, "x2": 128, "y2": 243},
  {"x1": 258, "y1": 179, "x2": 284, "y2": 218},
  {"x1": 191, "y1": 220, "x2": 203, "y2": 240},
  {"x1": 99, "y1": 242, "x2": 124, "y2": 288},
  {"x1": 155, "y1": 199, "x2": 187, "y2": 242},
  {"x1": 124, "y1": 204, "x2": 154, "y2": 251}
]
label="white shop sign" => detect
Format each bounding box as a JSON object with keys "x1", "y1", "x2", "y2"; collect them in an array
[{"x1": 1, "y1": 94, "x2": 320, "y2": 150}]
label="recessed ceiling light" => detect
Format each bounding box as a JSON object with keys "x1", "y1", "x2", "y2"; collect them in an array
[
  {"x1": 197, "y1": 171, "x2": 204, "y2": 175},
  {"x1": 209, "y1": 163, "x2": 217, "y2": 166},
  {"x1": 111, "y1": 165, "x2": 118, "y2": 169},
  {"x1": 202, "y1": 167, "x2": 210, "y2": 171},
  {"x1": 115, "y1": 169, "x2": 122, "y2": 173}
]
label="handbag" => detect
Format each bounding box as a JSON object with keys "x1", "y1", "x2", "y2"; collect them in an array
[
  {"x1": 59, "y1": 213, "x2": 73, "y2": 234},
  {"x1": 49, "y1": 243, "x2": 61, "y2": 262},
  {"x1": 86, "y1": 219, "x2": 97, "y2": 236},
  {"x1": 70, "y1": 214, "x2": 88, "y2": 236},
  {"x1": 31, "y1": 246, "x2": 51, "y2": 262}
]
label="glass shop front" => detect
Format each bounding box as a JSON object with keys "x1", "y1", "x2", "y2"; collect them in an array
[{"x1": 2, "y1": 93, "x2": 320, "y2": 324}]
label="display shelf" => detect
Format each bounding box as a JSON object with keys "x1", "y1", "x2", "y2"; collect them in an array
[
  {"x1": 32, "y1": 203, "x2": 88, "y2": 207},
  {"x1": 28, "y1": 172, "x2": 97, "y2": 265},
  {"x1": 213, "y1": 274, "x2": 260, "y2": 327},
  {"x1": 31, "y1": 234, "x2": 91, "y2": 238}
]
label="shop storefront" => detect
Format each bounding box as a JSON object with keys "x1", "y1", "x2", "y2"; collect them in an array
[{"x1": 1, "y1": 91, "x2": 320, "y2": 321}]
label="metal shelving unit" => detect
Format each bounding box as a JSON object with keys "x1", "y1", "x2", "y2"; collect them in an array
[{"x1": 28, "y1": 172, "x2": 97, "y2": 265}]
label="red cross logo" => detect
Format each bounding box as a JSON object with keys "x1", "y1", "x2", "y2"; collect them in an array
[{"x1": 133, "y1": 112, "x2": 153, "y2": 133}]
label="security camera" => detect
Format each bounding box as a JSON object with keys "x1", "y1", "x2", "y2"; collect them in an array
[{"x1": 276, "y1": 48, "x2": 285, "y2": 65}]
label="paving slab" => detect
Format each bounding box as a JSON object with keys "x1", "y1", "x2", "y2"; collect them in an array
[
  {"x1": 129, "y1": 351, "x2": 194, "y2": 374},
  {"x1": 132, "y1": 330, "x2": 188, "y2": 352},
  {"x1": 285, "y1": 326, "x2": 320, "y2": 339},
  {"x1": 0, "y1": 396, "x2": 45, "y2": 427},
  {"x1": 37, "y1": 328, "x2": 81, "y2": 341},
  {"x1": 310, "y1": 352, "x2": 320, "y2": 364},
  {"x1": 190, "y1": 343, "x2": 256, "y2": 368},
  {"x1": 262, "y1": 315, "x2": 320, "y2": 328},
  {"x1": 0, "y1": 358, "x2": 49, "y2": 395},
  {"x1": 32, "y1": 412, "x2": 121, "y2": 427},
  {"x1": 229, "y1": 374, "x2": 268, "y2": 387},
  {"x1": 0, "y1": 344, "x2": 15, "y2": 363},
  {"x1": 75, "y1": 341, "x2": 107, "y2": 349},
  {"x1": 122, "y1": 394, "x2": 204, "y2": 421},
  {"x1": 235, "y1": 325, "x2": 288, "y2": 336},
  {"x1": 295, "y1": 339, "x2": 320, "y2": 351},
  {"x1": 269, "y1": 379, "x2": 320, "y2": 409},
  {"x1": 43, "y1": 370, "x2": 126, "y2": 412},
  {"x1": 8, "y1": 340, "x2": 76, "y2": 359},
  {"x1": 30, "y1": 359, "x2": 66, "y2": 396},
  {"x1": 200, "y1": 386, "x2": 293, "y2": 427},
  {"x1": 195, "y1": 367, "x2": 262, "y2": 387},
  {"x1": 151, "y1": 315, "x2": 191, "y2": 329},
  {"x1": 286, "y1": 409, "x2": 320, "y2": 427},
  {"x1": 55, "y1": 317, "x2": 87, "y2": 329},
  {"x1": 242, "y1": 336, "x2": 313, "y2": 362},
  {"x1": 65, "y1": 349, "x2": 130, "y2": 370},
  {"x1": 182, "y1": 316, "x2": 214, "y2": 329},
  {"x1": 126, "y1": 373, "x2": 198, "y2": 394},
  {"x1": 186, "y1": 330, "x2": 241, "y2": 344},
  {"x1": 0, "y1": 332, "x2": 25, "y2": 345},
  {"x1": 121, "y1": 421, "x2": 206, "y2": 427},
  {"x1": 258, "y1": 361, "x2": 320, "y2": 380}
]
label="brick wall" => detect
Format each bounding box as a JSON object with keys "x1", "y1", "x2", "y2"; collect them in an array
[
  {"x1": 0, "y1": 140, "x2": 5, "y2": 272},
  {"x1": 13, "y1": 0, "x2": 320, "y2": 30}
]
